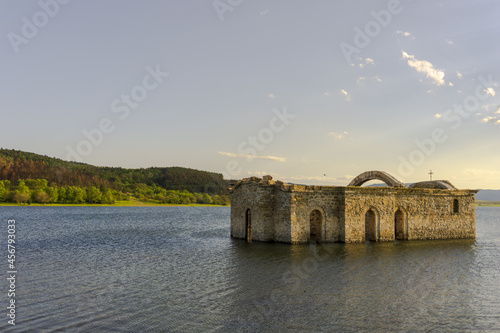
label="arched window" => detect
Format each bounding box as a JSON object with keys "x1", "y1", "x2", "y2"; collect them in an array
[
  {"x1": 365, "y1": 209, "x2": 377, "y2": 242},
  {"x1": 309, "y1": 210, "x2": 322, "y2": 243},
  {"x1": 453, "y1": 199, "x2": 459, "y2": 214},
  {"x1": 245, "y1": 209, "x2": 252, "y2": 243},
  {"x1": 394, "y1": 209, "x2": 405, "y2": 240}
]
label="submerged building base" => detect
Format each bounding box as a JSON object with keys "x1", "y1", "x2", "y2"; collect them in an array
[{"x1": 229, "y1": 171, "x2": 478, "y2": 244}]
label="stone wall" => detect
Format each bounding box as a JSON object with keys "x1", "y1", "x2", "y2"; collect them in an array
[
  {"x1": 343, "y1": 187, "x2": 476, "y2": 243},
  {"x1": 291, "y1": 187, "x2": 344, "y2": 243},
  {"x1": 230, "y1": 176, "x2": 477, "y2": 244}
]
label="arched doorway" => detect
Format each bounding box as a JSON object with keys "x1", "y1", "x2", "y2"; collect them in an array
[
  {"x1": 365, "y1": 209, "x2": 377, "y2": 242},
  {"x1": 395, "y1": 209, "x2": 405, "y2": 240},
  {"x1": 309, "y1": 210, "x2": 322, "y2": 243},
  {"x1": 245, "y1": 209, "x2": 252, "y2": 243}
]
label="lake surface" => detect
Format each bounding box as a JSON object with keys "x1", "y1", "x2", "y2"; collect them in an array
[{"x1": 0, "y1": 206, "x2": 499, "y2": 332}]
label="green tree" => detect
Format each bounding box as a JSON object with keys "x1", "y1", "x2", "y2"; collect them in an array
[
  {"x1": 25, "y1": 179, "x2": 48, "y2": 191},
  {"x1": 86, "y1": 186, "x2": 102, "y2": 204},
  {"x1": 58, "y1": 187, "x2": 67, "y2": 203},
  {"x1": 35, "y1": 191, "x2": 51, "y2": 204},
  {"x1": 200, "y1": 193, "x2": 212, "y2": 204},
  {"x1": 73, "y1": 187, "x2": 86, "y2": 204},
  {"x1": 13, "y1": 180, "x2": 31, "y2": 204},
  {"x1": 212, "y1": 195, "x2": 226, "y2": 205},
  {"x1": 101, "y1": 189, "x2": 115, "y2": 204},
  {"x1": 66, "y1": 186, "x2": 85, "y2": 204},
  {"x1": 0, "y1": 182, "x2": 7, "y2": 202},
  {"x1": 13, "y1": 192, "x2": 29, "y2": 204},
  {"x1": 45, "y1": 187, "x2": 59, "y2": 203}
]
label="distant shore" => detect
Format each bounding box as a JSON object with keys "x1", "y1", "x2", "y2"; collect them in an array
[
  {"x1": 0, "y1": 199, "x2": 229, "y2": 207},
  {"x1": 2, "y1": 200, "x2": 496, "y2": 207},
  {"x1": 475, "y1": 200, "x2": 500, "y2": 207}
]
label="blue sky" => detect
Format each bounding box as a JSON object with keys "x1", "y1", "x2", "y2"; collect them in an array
[{"x1": 1, "y1": 0, "x2": 499, "y2": 188}]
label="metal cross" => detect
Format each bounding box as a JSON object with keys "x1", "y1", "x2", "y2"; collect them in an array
[{"x1": 429, "y1": 170, "x2": 434, "y2": 181}]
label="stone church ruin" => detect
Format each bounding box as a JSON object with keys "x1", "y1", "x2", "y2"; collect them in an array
[{"x1": 229, "y1": 171, "x2": 477, "y2": 244}]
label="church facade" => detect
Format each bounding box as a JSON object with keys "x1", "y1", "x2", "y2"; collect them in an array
[{"x1": 229, "y1": 171, "x2": 477, "y2": 244}]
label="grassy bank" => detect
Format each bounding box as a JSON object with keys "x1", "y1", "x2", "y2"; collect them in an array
[
  {"x1": 476, "y1": 200, "x2": 500, "y2": 207},
  {"x1": 0, "y1": 198, "x2": 230, "y2": 207}
]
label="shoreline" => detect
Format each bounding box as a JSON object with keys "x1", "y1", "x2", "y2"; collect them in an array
[
  {"x1": 475, "y1": 200, "x2": 500, "y2": 207},
  {"x1": 0, "y1": 200, "x2": 230, "y2": 208},
  {"x1": 2, "y1": 200, "x2": 497, "y2": 208}
]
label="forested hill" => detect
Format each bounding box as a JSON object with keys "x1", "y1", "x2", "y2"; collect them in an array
[{"x1": 0, "y1": 149, "x2": 227, "y2": 194}]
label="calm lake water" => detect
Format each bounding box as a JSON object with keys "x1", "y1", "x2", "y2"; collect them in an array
[{"x1": 0, "y1": 206, "x2": 499, "y2": 332}]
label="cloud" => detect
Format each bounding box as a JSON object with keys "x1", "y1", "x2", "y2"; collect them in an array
[
  {"x1": 434, "y1": 113, "x2": 442, "y2": 119},
  {"x1": 448, "y1": 82, "x2": 453, "y2": 87},
  {"x1": 484, "y1": 88, "x2": 496, "y2": 97},
  {"x1": 267, "y1": 93, "x2": 275, "y2": 99},
  {"x1": 457, "y1": 71, "x2": 463, "y2": 79},
  {"x1": 446, "y1": 39, "x2": 454, "y2": 45},
  {"x1": 402, "y1": 51, "x2": 445, "y2": 86},
  {"x1": 324, "y1": 91, "x2": 330, "y2": 96},
  {"x1": 464, "y1": 169, "x2": 498, "y2": 177},
  {"x1": 300, "y1": 158, "x2": 321, "y2": 163},
  {"x1": 328, "y1": 131, "x2": 349, "y2": 140},
  {"x1": 357, "y1": 76, "x2": 382, "y2": 86},
  {"x1": 396, "y1": 31, "x2": 415, "y2": 40},
  {"x1": 260, "y1": 9, "x2": 269, "y2": 15},
  {"x1": 481, "y1": 116, "x2": 500, "y2": 124},
  {"x1": 396, "y1": 30, "x2": 411, "y2": 37},
  {"x1": 350, "y1": 56, "x2": 375, "y2": 68},
  {"x1": 246, "y1": 171, "x2": 275, "y2": 177},
  {"x1": 340, "y1": 89, "x2": 351, "y2": 101},
  {"x1": 496, "y1": 106, "x2": 500, "y2": 114},
  {"x1": 286, "y1": 174, "x2": 355, "y2": 185},
  {"x1": 218, "y1": 151, "x2": 286, "y2": 162}
]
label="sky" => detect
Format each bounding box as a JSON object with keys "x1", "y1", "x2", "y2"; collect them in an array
[{"x1": 1, "y1": 0, "x2": 500, "y2": 189}]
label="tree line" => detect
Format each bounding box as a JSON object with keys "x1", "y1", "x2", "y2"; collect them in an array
[
  {"x1": 0, "y1": 149, "x2": 231, "y2": 205},
  {"x1": 0, "y1": 179, "x2": 230, "y2": 205},
  {"x1": 0, "y1": 149, "x2": 228, "y2": 194}
]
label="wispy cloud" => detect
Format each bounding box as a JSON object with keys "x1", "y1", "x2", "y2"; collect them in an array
[
  {"x1": 260, "y1": 9, "x2": 269, "y2": 15},
  {"x1": 457, "y1": 71, "x2": 463, "y2": 79},
  {"x1": 396, "y1": 30, "x2": 411, "y2": 37},
  {"x1": 246, "y1": 171, "x2": 276, "y2": 177},
  {"x1": 287, "y1": 174, "x2": 355, "y2": 185},
  {"x1": 402, "y1": 51, "x2": 445, "y2": 86},
  {"x1": 340, "y1": 89, "x2": 351, "y2": 101},
  {"x1": 496, "y1": 105, "x2": 500, "y2": 114},
  {"x1": 242, "y1": 172, "x2": 355, "y2": 185},
  {"x1": 350, "y1": 56, "x2": 375, "y2": 68},
  {"x1": 218, "y1": 151, "x2": 286, "y2": 162},
  {"x1": 396, "y1": 30, "x2": 415, "y2": 40},
  {"x1": 464, "y1": 169, "x2": 498, "y2": 176},
  {"x1": 328, "y1": 131, "x2": 349, "y2": 140},
  {"x1": 300, "y1": 158, "x2": 321, "y2": 163},
  {"x1": 484, "y1": 88, "x2": 496, "y2": 97},
  {"x1": 267, "y1": 93, "x2": 275, "y2": 99},
  {"x1": 357, "y1": 76, "x2": 382, "y2": 86},
  {"x1": 480, "y1": 116, "x2": 500, "y2": 125},
  {"x1": 434, "y1": 113, "x2": 442, "y2": 119}
]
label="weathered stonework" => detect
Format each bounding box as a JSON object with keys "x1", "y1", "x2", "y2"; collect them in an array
[{"x1": 230, "y1": 171, "x2": 478, "y2": 244}]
